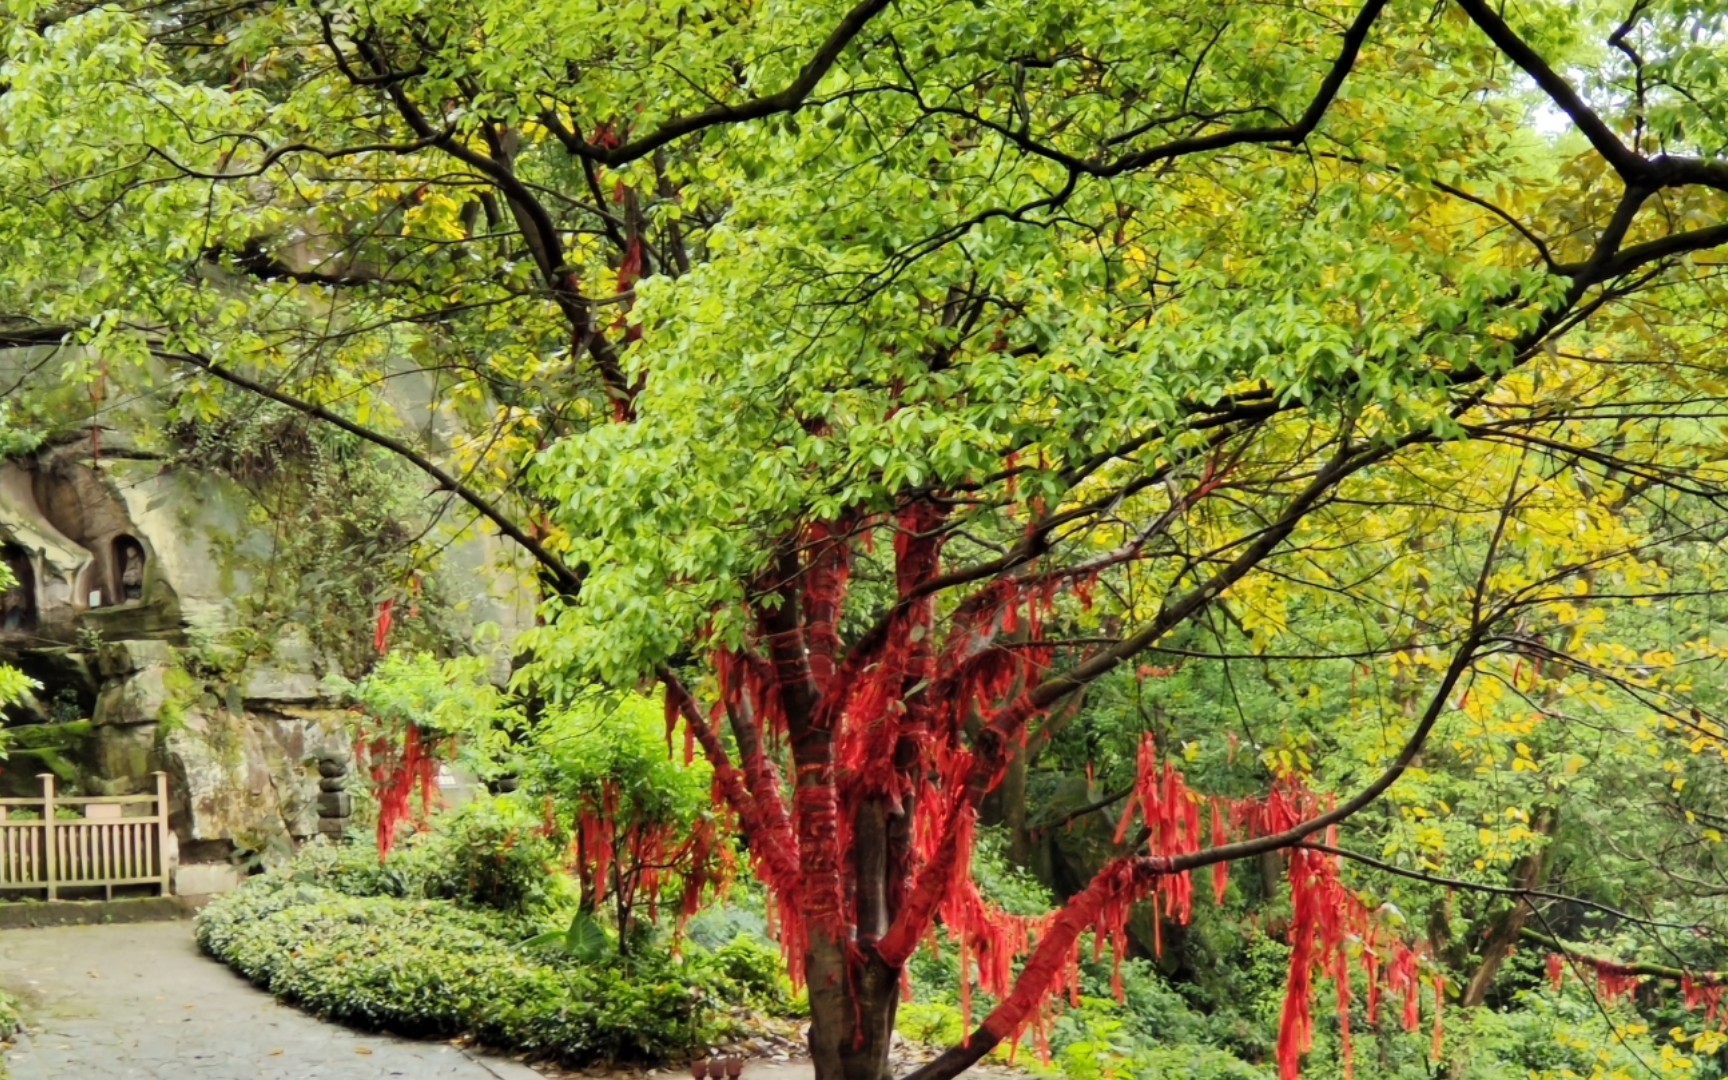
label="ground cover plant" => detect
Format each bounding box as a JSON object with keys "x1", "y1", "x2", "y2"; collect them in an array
[
  {"x1": 0, "y1": 984, "x2": 23, "y2": 1080},
  {"x1": 195, "y1": 804, "x2": 789, "y2": 1065},
  {"x1": 0, "y1": 988, "x2": 19, "y2": 1042}
]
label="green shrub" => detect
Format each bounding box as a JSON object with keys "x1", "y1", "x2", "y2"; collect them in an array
[
  {"x1": 414, "y1": 799, "x2": 567, "y2": 914},
  {"x1": 195, "y1": 794, "x2": 800, "y2": 1066},
  {"x1": 0, "y1": 987, "x2": 20, "y2": 1040},
  {"x1": 683, "y1": 898, "x2": 772, "y2": 951},
  {"x1": 283, "y1": 797, "x2": 566, "y2": 916},
  {"x1": 698, "y1": 936, "x2": 798, "y2": 1013},
  {"x1": 197, "y1": 874, "x2": 737, "y2": 1063},
  {"x1": 279, "y1": 838, "x2": 420, "y2": 898}
]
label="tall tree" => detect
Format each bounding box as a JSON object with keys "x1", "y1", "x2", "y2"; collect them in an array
[{"x1": 8, "y1": 1, "x2": 1728, "y2": 1078}]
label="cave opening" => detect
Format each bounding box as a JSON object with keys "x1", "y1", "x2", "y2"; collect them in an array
[{"x1": 1, "y1": 544, "x2": 36, "y2": 633}]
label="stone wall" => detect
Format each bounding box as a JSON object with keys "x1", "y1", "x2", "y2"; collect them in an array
[{"x1": 0, "y1": 425, "x2": 533, "y2": 894}]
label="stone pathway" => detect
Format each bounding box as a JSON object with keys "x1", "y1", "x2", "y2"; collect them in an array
[
  {"x1": 0, "y1": 920, "x2": 542, "y2": 1080},
  {"x1": 0, "y1": 919, "x2": 1029, "y2": 1080}
]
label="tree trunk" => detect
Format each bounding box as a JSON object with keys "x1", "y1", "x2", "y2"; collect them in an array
[
  {"x1": 838, "y1": 959, "x2": 901, "y2": 1080},
  {"x1": 1461, "y1": 807, "x2": 1557, "y2": 1007},
  {"x1": 805, "y1": 928, "x2": 857, "y2": 1080},
  {"x1": 980, "y1": 742, "x2": 1031, "y2": 864},
  {"x1": 804, "y1": 931, "x2": 902, "y2": 1080},
  {"x1": 802, "y1": 971, "x2": 902, "y2": 1080},
  {"x1": 807, "y1": 797, "x2": 902, "y2": 1080}
]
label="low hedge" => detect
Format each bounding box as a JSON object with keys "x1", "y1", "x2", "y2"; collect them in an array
[{"x1": 195, "y1": 866, "x2": 784, "y2": 1064}]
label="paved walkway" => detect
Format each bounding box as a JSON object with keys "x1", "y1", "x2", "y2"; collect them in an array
[{"x1": 0, "y1": 920, "x2": 542, "y2": 1080}]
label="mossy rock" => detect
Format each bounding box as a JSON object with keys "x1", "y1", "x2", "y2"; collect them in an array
[
  {"x1": 7, "y1": 747, "x2": 80, "y2": 784},
  {"x1": 8, "y1": 719, "x2": 92, "y2": 751},
  {"x1": 90, "y1": 723, "x2": 158, "y2": 786}
]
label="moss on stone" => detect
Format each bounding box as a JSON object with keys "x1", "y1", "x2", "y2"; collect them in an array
[
  {"x1": 154, "y1": 662, "x2": 201, "y2": 738},
  {"x1": 7, "y1": 720, "x2": 92, "y2": 751},
  {"x1": 9, "y1": 747, "x2": 81, "y2": 783}
]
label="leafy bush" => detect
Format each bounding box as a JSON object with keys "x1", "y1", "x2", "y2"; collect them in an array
[
  {"x1": 1438, "y1": 988, "x2": 1702, "y2": 1080},
  {"x1": 904, "y1": 828, "x2": 1276, "y2": 1080},
  {"x1": 903, "y1": 968, "x2": 1272, "y2": 1080},
  {"x1": 196, "y1": 873, "x2": 731, "y2": 1063},
  {"x1": 701, "y1": 937, "x2": 798, "y2": 1013},
  {"x1": 0, "y1": 987, "x2": 20, "y2": 1040},
  {"x1": 524, "y1": 692, "x2": 727, "y2": 939},
  {"x1": 279, "y1": 837, "x2": 418, "y2": 896},
  {"x1": 414, "y1": 798, "x2": 569, "y2": 913},
  {"x1": 285, "y1": 797, "x2": 568, "y2": 915},
  {"x1": 323, "y1": 652, "x2": 521, "y2": 783},
  {"x1": 683, "y1": 897, "x2": 773, "y2": 951}
]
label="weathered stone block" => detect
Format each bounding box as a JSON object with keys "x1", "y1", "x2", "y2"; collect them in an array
[
  {"x1": 317, "y1": 791, "x2": 352, "y2": 817},
  {"x1": 173, "y1": 862, "x2": 242, "y2": 896},
  {"x1": 316, "y1": 758, "x2": 348, "y2": 778},
  {"x1": 318, "y1": 776, "x2": 346, "y2": 793},
  {"x1": 161, "y1": 709, "x2": 318, "y2": 849},
  {"x1": 239, "y1": 625, "x2": 326, "y2": 704},
  {"x1": 95, "y1": 639, "x2": 176, "y2": 679},
  {"x1": 93, "y1": 664, "x2": 172, "y2": 726},
  {"x1": 240, "y1": 665, "x2": 322, "y2": 704},
  {"x1": 91, "y1": 723, "x2": 157, "y2": 784}
]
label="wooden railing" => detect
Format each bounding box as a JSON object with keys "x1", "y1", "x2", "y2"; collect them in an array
[{"x1": 0, "y1": 772, "x2": 171, "y2": 899}]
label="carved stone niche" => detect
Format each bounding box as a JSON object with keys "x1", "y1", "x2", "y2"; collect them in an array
[
  {"x1": 114, "y1": 535, "x2": 146, "y2": 604},
  {"x1": 79, "y1": 534, "x2": 150, "y2": 612},
  {"x1": 0, "y1": 448, "x2": 180, "y2": 642},
  {"x1": 31, "y1": 451, "x2": 141, "y2": 612},
  {"x1": 0, "y1": 543, "x2": 36, "y2": 634},
  {"x1": 0, "y1": 465, "x2": 84, "y2": 640}
]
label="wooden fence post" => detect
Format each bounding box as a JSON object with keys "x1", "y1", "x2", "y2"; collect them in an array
[
  {"x1": 155, "y1": 771, "x2": 171, "y2": 896},
  {"x1": 39, "y1": 773, "x2": 56, "y2": 901}
]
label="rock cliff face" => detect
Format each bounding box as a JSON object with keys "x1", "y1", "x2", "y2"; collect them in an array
[{"x1": 0, "y1": 393, "x2": 533, "y2": 891}]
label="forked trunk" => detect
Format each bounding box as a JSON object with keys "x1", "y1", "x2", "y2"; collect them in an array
[{"x1": 808, "y1": 796, "x2": 904, "y2": 1080}]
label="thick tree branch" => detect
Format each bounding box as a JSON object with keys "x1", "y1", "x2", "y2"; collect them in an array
[
  {"x1": 342, "y1": 33, "x2": 634, "y2": 408},
  {"x1": 546, "y1": 0, "x2": 894, "y2": 167},
  {"x1": 1521, "y1": 929, "x2": 1724, "y2": 984},
  {"x1": 1025, "y1": 445, "x2": 1392, "y2": 709},
  {"x1": 1451, "y1": 0, "x2": 1643, "y2": 179},
  {"x1": 1558, "y1": 222, "x2": 1728, "y2": 282},
  {"x1": 903, "y1": 628, "x2": 1486, "y2": 1080},
  {"x1": 905, "y1": 0, "x2": 1387, "y2": 179},
  {"x1": 161, "y1": 348, "x2": 584, "y2": 594},
  {"x1": 878, "y1": 437, "x2": 1413, "y2": 965},
  {"x1": 661, "y1": 670, "x2": 801, "y2": 888},
  {"x1": 1452, "y1": 0, "x2": 1728, "y2": 196}
]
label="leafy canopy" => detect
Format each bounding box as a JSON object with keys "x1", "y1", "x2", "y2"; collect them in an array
[{"x1": 8, "y1": 0, "x2": 1728, "y2": 1076}]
